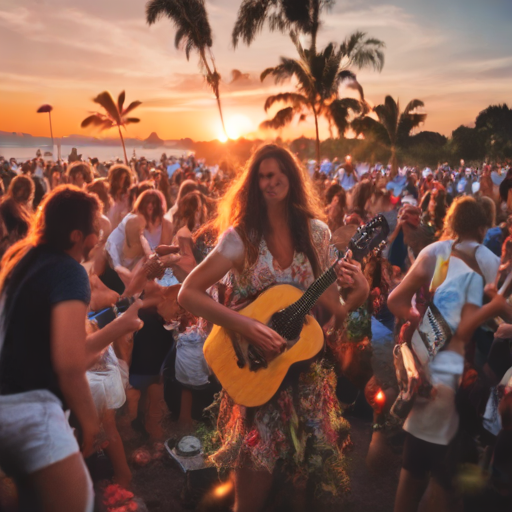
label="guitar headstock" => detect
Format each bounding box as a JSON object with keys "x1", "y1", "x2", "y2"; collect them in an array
[{"x1": 348, "y1": 214, "x2": 390, "y2": 262}]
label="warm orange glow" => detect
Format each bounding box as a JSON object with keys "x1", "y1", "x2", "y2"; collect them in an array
[
  {"x1": 214, "y1": 481, "x2": 233, "y2": 498},
  {"x1": 375, "y1": 390, "x2": 385, "y2": 403},
  {"x1": 217, "y1": 114, "x2": 254, "y2": 142}
]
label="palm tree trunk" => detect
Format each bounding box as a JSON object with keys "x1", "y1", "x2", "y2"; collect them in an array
[
  {"x1": 118, "y1": 125, "x2": 128, "y2": 165},
  {"x1": 48, "y1": 112, "x2": 54, "y2": 152},
  {"x1": 389, "y1": 145, "x2": 398, "y2": 179},
  {"x1": 313, "y1": 109, "x2": 320, "y2": 165},
  {"x1": 201, "y1": 49, "x2": 228, "y2": 140},
  {"x1": 310, "y1": 0, "x2": 320, "y2": 53},
  {"x1": 214, "y1": 87, "x2": 228, "y2": 140}
]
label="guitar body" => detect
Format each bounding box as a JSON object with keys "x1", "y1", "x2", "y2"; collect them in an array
[
  {"x1": 203, "y1": 284, "x2": 324, "y2": 407},
  {"x1": 204, "y1": 214, "x2": 389, "y2": 408}
]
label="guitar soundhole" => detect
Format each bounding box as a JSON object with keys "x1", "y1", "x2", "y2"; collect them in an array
[{"x1": 270, "y1": 309, "x2": 303, "y2": 342}]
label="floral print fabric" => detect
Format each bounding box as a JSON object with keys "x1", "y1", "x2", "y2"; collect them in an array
[{"x1": 203, "y1": 220, "x2": 351, "y2": 495}]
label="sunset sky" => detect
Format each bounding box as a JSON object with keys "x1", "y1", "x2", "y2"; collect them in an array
[{"x1": 1, "y1": 0, "x2": 512, "y2": 142}]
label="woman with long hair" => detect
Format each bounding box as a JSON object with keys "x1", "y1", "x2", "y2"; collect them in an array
[
  {"x1": 164, "y1": 179, "x2": 198, "y2": 224},
  {"x1": 388, "y1": 196, "x2": 511, "y2": 512},
  {"x1": 6, "y1": 175, "x2": 35, "y2": 211},
  {"x1": 179, "y1": 145, "x2": 368, "y2": 511},
  {"x1": 123, "y1": 189, "x2": 173, "y2": 266},
  {"x1": 108, "y1": 164, "x2": 133, "y2": 230},
  {"x1": 151, "y1": 169, "x2": 171, "y2": 211},
  {"x1": 0, "y1": 176, "x2": 35, "y2": 257},
  {"x1": 171, "y1": 191, "x2": 206, "y2": 240},
  {"x1": 168, "y1": 191, "x2": 207, "y2": 278}
]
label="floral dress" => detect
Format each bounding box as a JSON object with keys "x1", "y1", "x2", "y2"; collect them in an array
[{"x1": 203, "y1": 220, "x2": 351, "y2": 496}]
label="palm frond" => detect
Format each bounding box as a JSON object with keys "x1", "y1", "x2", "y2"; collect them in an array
[
  {"x1": 403, "y1": 99, "x2": 425, "y2": 115},
  {"x1": 81, "y1": 114, "x2": 106, "y2": 128},
  {"x1": 259, "y1": 106, "x2": 295, "y2": 130},
  {"x1": 118, "y1": 91, "x2": 126, "y2": 113},
  {"x1": 260, "y1": 57, "x2": 312, "y2": 95},
  {"x1": 92, "y1": 91, "x2": 120, "y2": 124},
  {"x1": 146, "y1": 0, "x2": 213, "y2": 51},
  {"x1": 122, "y1": 100, "x2": 142, "y2": 116},
  {"x1": 268, "y1": 11, "x2": 290, "y2": 33},
  {"x1": 374, "y1": 95, "x2": 399, "y2": 143},
  {"x1": 263, "y1": 92, "x2": 309, "y2": 111},
  {"x1": 339, "y1": 31, "x2": 385, "y2": 72},
  {"x1": 339, "y1": 31, "x2": 365, "y2": 58},
  {"x1": 329, "y1": 97, "x2": 363, "y2": 137},
  {"x1": 351, "y1": 116, "x2": 390, "y2": 144},
  {"x1": 175, "y1": 26, "x2": 188, "y2": 49},
  {"x1": 185, "y1": 38, "x2": 195, "y2": 60},
  {"x1": 146, "y1": 0, "x2": 182, "y2": 25},
  {"x1": 232, "y1": 0, "x2": 276, "y2": 48},
  {"x1": 336, "y1": 69, "x2": 356, "y2": 84}
]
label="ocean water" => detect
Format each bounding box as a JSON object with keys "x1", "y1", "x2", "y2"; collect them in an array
[{"x1": 0, "y1": 145, "x2": 191, "y2": 163}]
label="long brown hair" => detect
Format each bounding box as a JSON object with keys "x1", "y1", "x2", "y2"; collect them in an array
[
  {"x1": 208, "y1": 144, "x2": 325, "y2": 277},
  {"x1": 133, "y1": 189, "x2": 166, "y2": 225},
  {"x1": 108, "y1": 164, "x2": 132, "y2": 200},
  {"x1": 0, "y1": 185, "x2": 101, "y2": 295},
  {"x1": 173, "y1": 191, "x2": 204, "y2": 237}
]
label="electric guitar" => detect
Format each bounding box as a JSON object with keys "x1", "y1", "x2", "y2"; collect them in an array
[{"x1": 203, "y1": 215, "x2": 389, "y2": 407}]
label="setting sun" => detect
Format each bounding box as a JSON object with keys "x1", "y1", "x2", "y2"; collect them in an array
[{"x1": 217, "y1": 114, "x2": 254, "y2": 142}]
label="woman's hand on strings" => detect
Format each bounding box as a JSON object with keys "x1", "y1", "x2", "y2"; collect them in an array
[{"x1": 243, "y1": 318, "x2": 287, "y2": 362}]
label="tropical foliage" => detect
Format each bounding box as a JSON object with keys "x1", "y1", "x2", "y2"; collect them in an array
[
  {"x1": 232, "y1": 0, "x2": 384, "y2": 163},
  {"x1": 232, "y1": 0, "x2": 334, "y2": 52},
  {"x1": 260, "y1": 32, "x2": 384, "y2": 163},
  {"x1": 353, "y1": 96, "x2": 426, "y2": 177},
  {"x1": 146, "y1": 0, "x2": 228, "y2": 139},
  {"x1": 81, "y1": 91, "x2": 141, "y2": 164}
]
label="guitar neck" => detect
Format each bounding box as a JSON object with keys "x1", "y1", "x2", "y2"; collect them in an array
[{"x1": 291, "y1": 262, "x2": 339, "y2": 318}]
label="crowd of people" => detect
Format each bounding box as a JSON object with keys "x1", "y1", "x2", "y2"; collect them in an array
[{"x1": 0, "y1": 146, "x2": 511, "y2": 512}]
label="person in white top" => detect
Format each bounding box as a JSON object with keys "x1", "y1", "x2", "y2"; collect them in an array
[{"x1": 388, "y1": 196, "x2": 512, "y2": 512}]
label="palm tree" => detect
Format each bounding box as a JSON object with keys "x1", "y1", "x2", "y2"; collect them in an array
[
  {"x1": 353, "y1": 96, "x2": 426, "y2": 178},
  {"x1": 146, "y1": 0, "x2": 228, "y2": 140},
  {"x1": 232, "y1": 0, "x2": 332, "y2": 53},
  {"x1": 260, "y1": 32, "x2": 384, "y2": 163},
  {"x1": 37, "y1": 104, "x2": 54, "y2": 152},
  {"x1": 81, "y1": 91, "x2": 141, "y2": 165}
]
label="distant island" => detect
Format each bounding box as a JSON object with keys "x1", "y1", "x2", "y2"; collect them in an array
[{"x1": 0, "y1": 130, "x2": 194, "y2": 150}]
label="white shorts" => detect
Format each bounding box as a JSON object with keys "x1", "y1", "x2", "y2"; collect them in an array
[{"x1": 0, "y1": 389, "x2": 80, "y2": 476}]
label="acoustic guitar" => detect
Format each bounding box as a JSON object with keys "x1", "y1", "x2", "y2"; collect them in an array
[{"x1": 204, "y1": 215, "x2": 389, "y2": 407}]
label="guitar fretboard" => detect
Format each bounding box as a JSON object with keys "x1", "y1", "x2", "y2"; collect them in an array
[{"x1": 274, "y1": 262, "x2": 339, "y2": 340}]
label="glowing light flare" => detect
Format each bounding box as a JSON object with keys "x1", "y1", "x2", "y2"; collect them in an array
[
  {"x1": 216, "y1": 114, "x2": 254, "y2": 142},
  {"x1": 375, "y1": 390, "x2": 385, "y2": 404},
  {"x1": 214, "y1": 481, "x2": 233, "y2": 498}
]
